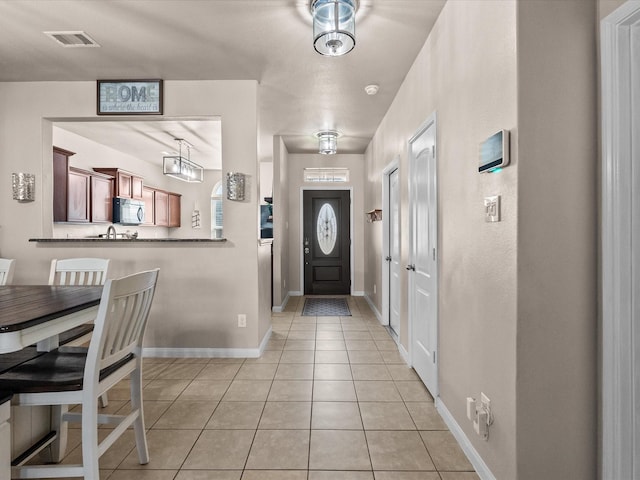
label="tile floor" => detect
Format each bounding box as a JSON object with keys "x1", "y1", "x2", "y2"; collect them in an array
[{"x1": 61, "y1": 296, "x2": 479, "y2": 479}]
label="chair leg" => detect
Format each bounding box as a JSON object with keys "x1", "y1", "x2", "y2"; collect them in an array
[
  {"x1": 81, "y1": 395, "x2": 100, "y2": 479},
  {"x1": 130, "y1": 366, "x2": 149, "y2": 464},
  {"x1": 48, "y1": 404, "x2": 69, "y2": 463}
]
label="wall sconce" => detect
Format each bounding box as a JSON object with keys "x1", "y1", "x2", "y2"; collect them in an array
[
  {"x1": 227, "y1": 172, "x2": 246, "y2": 201},
  {"x1": 12, "y1": 173, "x2": 35, "y2": 202},
  {"x1": 366, "y1": 209, "x2": 382, "y2": 222}
]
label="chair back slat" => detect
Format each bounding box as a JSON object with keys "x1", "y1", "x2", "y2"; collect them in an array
[
  {"x1": 0, "y1": 259, "x2": 15, "y2": 285},
  {"x1": 49, "y1": 258, "x2": 110, "y2": 286},
  {"x1": 86, "y1": 269, "x2": 159, "y2": 384}
]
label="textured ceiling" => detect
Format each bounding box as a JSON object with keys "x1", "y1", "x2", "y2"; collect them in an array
[{"x1": 0, "y1": 0, "x2": 446, "y2": 161}]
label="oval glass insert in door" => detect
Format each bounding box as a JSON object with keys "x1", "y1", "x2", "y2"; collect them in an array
[{"x1": 317, "y1": 202, "x2": 338, "y2": 255}]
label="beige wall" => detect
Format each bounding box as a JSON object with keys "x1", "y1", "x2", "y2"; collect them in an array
[
  {"x1": 272, "y1": 136, "x2": 290, "y2": 308},
  {"x1": 599, "y1": 0, "x2": 627, "y2": 18},
  {"x1": 0, "y1": 80, "x2": 270, "y2": 351},
  {"x1": 364, "y1": 0, "x2": 597, "y2": 478},
  {"x1": 287, "y1": 153, "x2": 365, "y2": 295}
]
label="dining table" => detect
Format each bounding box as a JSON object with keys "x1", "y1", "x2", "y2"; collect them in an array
[{"x1": 0, "y1": 285, "x2": 102, "y2": 354}]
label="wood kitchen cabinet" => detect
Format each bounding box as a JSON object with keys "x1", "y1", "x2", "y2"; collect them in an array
[
  {"x1": 91, "y1": 172, "x2": 115, "y2": 223},
  {"x1": 53, "y1": 147, "x2": 75, "y2": 222},
  {"x1": 168, "y1": 193, "x2": 181, "y2": 227},
  {"x1": 154, "y1": 190, "x2": 169, "y2": 226},
  {"x1": 93, "y1": 168, "x2": 143, "y2": 200},
  {"x1": 141, "y1": 186, "x2": 155, "y2": 226},
  {"x1": 67, "y1": 167, "x2": 91, "y2": 223}
]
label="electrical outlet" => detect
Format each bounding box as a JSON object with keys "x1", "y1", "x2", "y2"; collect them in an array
[{"x1": 238, "y1": 314, "x2": 247, "y2": 328}]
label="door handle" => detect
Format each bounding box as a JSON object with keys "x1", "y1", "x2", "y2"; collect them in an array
[
  {"x1": 406, "y1": 264, "x2": 416, "y2": 271},
  {"x1": 304, "y1": 247, "x2": 310, "y2": 254},
  {"x1": 385, "y1": 256, "x2": 392, "y2": 262}
]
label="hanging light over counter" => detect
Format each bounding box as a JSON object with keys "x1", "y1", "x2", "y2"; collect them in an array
[
  {"x1": 311, "y1": 0, "x2": 357, "y2": 56},
  {"x1": 163, "y1": 138, "x2": 204, "y2": 183}
]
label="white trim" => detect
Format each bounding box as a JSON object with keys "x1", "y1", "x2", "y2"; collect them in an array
[
  {"x1": 272, "y1": 292, "x2": 290, "y2": 313},
  {"x1": 407, "y1": 111, "x2": 439, "y2": 398},
  {"x1": 398, "y1": 342, "x2": 410, "y2": 366},
  {"x1": 144, "y1": 327, "x2": 272, "y2": 359},
  {"x1": 381, "y1": 156, "x2": 400, "y2": 330},
  {"x1": 352, "y1": 290, "x2": 364, "y2": 297},
  {"x1": 299, "y1": 186, "x2": 354, "y2": 295},
  {"x1": 436, "y1": 398, "x2": 496, "y2": 480},
  {"x1": 289, "y1": 291, "x2": 303, "y2": 297},
  {"x1": 601, "y1": 3, "x2": 640, "y2": 479},
  {"x1": 364, "y1": 293, "x2": 383, "y2": 323}
]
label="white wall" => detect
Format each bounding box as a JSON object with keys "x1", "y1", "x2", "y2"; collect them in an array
[
  {"x1": 287, "y1": 153, "x2": 365, "y2": 295},
  {"x1": 272, "y1": 136, "x2": 290, "y2": 308},
  {"x1": 363, "y1": 0, "x2": 597, "y2": 478},
  {"x1": 0, "y1": 80, "x2": 270, "y2": 351}
]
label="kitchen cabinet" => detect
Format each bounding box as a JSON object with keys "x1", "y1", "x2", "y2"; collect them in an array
[
  {"x1": 91, "y1": 173, "x2": 115, "y2": 223},
  {"x1": 168, "y1": 193, "x2": 181, "y2": 227},
  {"x1": 67, "y1": 167, "x2": 91, "y2": 223},
  {"x1": 154, "y1": 190, "x2": 169, "y2": 226},
  {"x1": 53, "y1": 147, "x2": 75, "y2": 222},
  {"x1": 93, "y1": 168, "x2": 143, "y2": 200},
  {"x1": 142, "y1": 186, "x2": 155, "y2": 226}
]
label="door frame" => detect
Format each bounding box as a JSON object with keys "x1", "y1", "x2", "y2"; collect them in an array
[
  {"x1": 382, "y1": 156, "x2": 400, "y2": 330},
  {"x1": 601, "y1": 3, "x2": 640, "y2": 478},
  {"x1": 300, "y1": 186, "x2": 354, "y2": 295},
  {"x1": 407, "y1": 112, "x2": 438, "y2": 396}
]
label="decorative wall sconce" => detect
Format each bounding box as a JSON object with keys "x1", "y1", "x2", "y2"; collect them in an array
[
  {"x1": 12, "y1": 173, "x2": 35, "y2": 202},
  {"x1": 226, "y1": 172, "x2": 246, "y2": 201},
  {"x1": 366, "y1": 209, "x2": 382, "y2": 222}
]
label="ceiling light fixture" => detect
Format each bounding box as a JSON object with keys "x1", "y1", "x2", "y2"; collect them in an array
[
  {"x1": 316, "y1": 131, "x2": 339, "y2": 155},
  {"x1": 163, "y1": 139, "x2": 204, "y2": 183},
  {"x1": 311, "y1": 0, "x2": 357, "y2": 56}
]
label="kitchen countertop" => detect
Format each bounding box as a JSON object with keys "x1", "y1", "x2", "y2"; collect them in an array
[{"x1": 29, "y1": 238, "x2": 227, "y2": 243}]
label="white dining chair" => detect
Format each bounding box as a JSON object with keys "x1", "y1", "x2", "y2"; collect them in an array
[
  {"x1": 0, "y1": 258, "x2": 15, "y2": 285},
  {"x1": 0, "y1": 268, "x2": 160, "y2": 479}
]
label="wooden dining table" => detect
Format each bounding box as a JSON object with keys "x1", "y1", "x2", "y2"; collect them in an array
[{"x1": 0, "y1": 285, "x2": 102, "y2": 354}]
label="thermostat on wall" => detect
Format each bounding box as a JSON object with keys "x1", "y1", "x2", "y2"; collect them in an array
[{"x1": 479, "y1": 130, "x2": 509, "y2": 173}]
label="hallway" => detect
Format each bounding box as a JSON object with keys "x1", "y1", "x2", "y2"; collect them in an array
[{"x1": 61, "y1": 296, "x2": 479, "y2": 479}]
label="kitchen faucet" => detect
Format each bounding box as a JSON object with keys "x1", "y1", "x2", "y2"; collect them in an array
[{"x1": 106, "y1": 225, "x2": 117, "y2": 239}]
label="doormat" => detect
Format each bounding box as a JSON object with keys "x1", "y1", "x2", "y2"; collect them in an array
[{"x1": 302, "y1": 298, "x2": 351, "y2": 316}]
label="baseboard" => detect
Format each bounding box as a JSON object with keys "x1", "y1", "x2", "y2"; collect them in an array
[
  {"x1": 143, "y1": 327, "x2": 273, "y2": 359},
  {"x1": 364, "y1": 293, "x2": 383, "y2": 323},
  {"x1": 436, "y1": 398, "x2": 496, "y2": 480},
  {"x1": 399, "y1": 343, "x2": 410, "y2": 365},
  {"x1": 272, "y1": 292, "x2": 290, "y2": 313},
  {"x1": 289, "y1": 291, "x2": 303, "y2": 297},
  {"x1": 352, "y1": 290, "x2": 365, "y2": 297}
]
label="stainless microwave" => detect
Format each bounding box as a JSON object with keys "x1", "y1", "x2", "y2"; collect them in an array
[{"x1": 113, "y1": 197, "x2": 145, "y2": 225}]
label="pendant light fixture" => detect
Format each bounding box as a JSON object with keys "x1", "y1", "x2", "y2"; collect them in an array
[
  {"x1": 311, "y1": 0, "x2": 357, "y2": 56},
  {"x1": 316, "y1": 130, "x2": 339, "y2": 155},
  {"x1": 163, "y1": 138, "x2": 204, "y2": 183}
]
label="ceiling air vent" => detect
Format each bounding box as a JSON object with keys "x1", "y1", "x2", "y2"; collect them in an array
[{"x1": 44, "y1": 31, "x2": 100, "y2": 48}]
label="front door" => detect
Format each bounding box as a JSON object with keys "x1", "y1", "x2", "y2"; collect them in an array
[
  {"x1": 388, "y1": 168, "x2": 401, "y2": 336},
  {"x1": 303, "y1": 190, "x2": 351, "y2": 295},
  {"x1": 409, "y1": 114, "x2": 438, "y2": 396}
]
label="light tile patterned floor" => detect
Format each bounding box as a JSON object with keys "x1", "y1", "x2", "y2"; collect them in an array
[{"x1": 62, "y1": 296, "x2": 479, "y2": 480}]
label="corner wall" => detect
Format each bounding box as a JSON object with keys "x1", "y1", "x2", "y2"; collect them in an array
[{"x1": 272, "y1": 136, "x2": 290, "y2": 308}]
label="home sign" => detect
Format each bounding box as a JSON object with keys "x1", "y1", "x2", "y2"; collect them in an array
[{"x1": 97, "y1": 79, "x2": 163, "y2": 115}]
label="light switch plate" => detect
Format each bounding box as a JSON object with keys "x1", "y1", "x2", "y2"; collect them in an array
[{"x1": 484, "y1": 195, "x2": 501, "y2": 222}]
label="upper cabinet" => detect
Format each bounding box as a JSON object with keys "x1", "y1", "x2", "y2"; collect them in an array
[
  {"x1": 93, "y1": 168, "x2": 143, "y2": 200},
  {"x1": 53, "y1": 147, "x2": 114, "y2": 224}
]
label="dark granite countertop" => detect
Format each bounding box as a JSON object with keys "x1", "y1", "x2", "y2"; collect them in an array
[{"x1": 29, "y1": 238, "x2": 227, "y2": 243}]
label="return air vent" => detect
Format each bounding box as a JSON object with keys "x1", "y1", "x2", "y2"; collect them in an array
[{"x1": 44, "y1": 31, "x2": 100, "y2": 47}]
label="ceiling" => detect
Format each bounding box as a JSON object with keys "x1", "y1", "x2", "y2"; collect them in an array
[{"x1": 0, "y1": 0, "x2": 446, "y2": 162}]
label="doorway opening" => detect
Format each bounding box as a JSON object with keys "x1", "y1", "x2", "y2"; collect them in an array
[{"x1": 382, "y1": 156, "x2": 401, "y2": 338}]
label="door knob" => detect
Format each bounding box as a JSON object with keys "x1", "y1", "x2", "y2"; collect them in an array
[
  {"x1": 304, "y1": 247, "x2": 310, "y2": 254},
  {"x1": 385, "y1": 256, "x2": 392, "y2": 262},
  {"x1": 406, "y1": 264, "x2": 415, "y2": 271}
]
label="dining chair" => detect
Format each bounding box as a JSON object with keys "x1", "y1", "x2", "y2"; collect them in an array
[
  {"x1": 0, "y1": 258, "x2": 15, "y2": 285},
  {"x1": 0, "y1": 268, "x2": 160, "y2": 479}
]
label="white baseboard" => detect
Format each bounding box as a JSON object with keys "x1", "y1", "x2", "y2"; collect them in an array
[
  {"x1": 143, "y1": 326, "x2": 273, "y2": 359},
  {"x1": 352, "y1": 290, "x2": 365, "y2": 297},
  {"x1": 272, "y1": 292, "x2": 290, "y2": 313},
  {"x1": 364, "y1": 293, "x2": 383, "y2": 323},
  {"x1": 289, "y1": 291, "x2": 303, "y2": 297},
  {"x1": 436, "y1": 398, "x2": 496, "y2": 480},
  {"x1": 399, "y1": 343, "x2": 410, "y2": 365}
]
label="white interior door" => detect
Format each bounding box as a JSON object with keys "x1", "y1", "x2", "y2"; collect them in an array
[
  {"x1": 409, "y1": 114, "x2": 438, "y2": 396},
  {"x1": 388, "y1": 168, "x2": 401, "y2": 336}
]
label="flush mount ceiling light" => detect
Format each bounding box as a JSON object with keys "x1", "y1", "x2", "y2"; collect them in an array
[
  {"x1": 316, "y1": 130, "x2": 340, "y2": 155},
  {"x1": 311, "y1": 0, "x2": 357, "y2": 56},
  {"x1": 163, "y1": 138, "x2": 204, "y2": 183}
]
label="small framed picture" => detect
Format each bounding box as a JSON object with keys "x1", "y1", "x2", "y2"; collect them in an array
[{"x1": 97, "y1": 79, "x2": 163, "y2": 115}]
